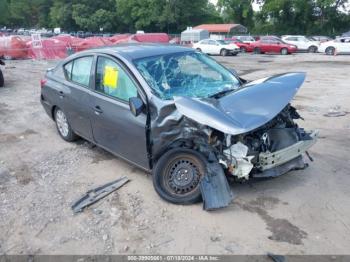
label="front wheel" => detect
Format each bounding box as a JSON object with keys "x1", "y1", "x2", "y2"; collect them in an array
[
  {"x1": 308, "y1": 45, "x2": 317, "y2": 53},
  {"x1": 54, "y1": 107, "x2": 78, "y2": 142},
  {"x1": 280, "y1": 48, "x2": 288, "y2": 55},
  {"x1": 152, "y1": 148, "x2": 207, "y2": 205},
  {"x1": 220, "y1": 49, "x2": 228, "y2": 56},
  {"x1": 253, "y1": 47, "x2": 261, "y2": 54},
  {"x1": 240, "y1": 46, "x2": 246, "y2": 53},
  {"x1": 196, "y1": 48, "x2": 202, "y2": 52}
]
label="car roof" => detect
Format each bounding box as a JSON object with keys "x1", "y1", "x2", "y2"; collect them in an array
[{"x1": 79, "y1": 43, "x2": 193, "y2": 61}]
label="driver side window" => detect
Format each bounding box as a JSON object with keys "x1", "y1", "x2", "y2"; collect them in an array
[{"x1": 95, "y1": 57, "x2": 138, "y2": 101}]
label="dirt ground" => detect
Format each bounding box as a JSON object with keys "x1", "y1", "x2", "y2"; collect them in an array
[{"x1": 0, "y1": 53, "x2": 350, "y2": 255}]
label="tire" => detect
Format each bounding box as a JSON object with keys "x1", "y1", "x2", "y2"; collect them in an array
[
  {"x1": 220, "y1": 49, "x2": 228, "y2": 56},
  {"x1": 152, "y1": 148, "x2": 207, "y2": 205},
  {"x1": 253, "y1": 47, "x2": 261, "y2": 54},
  {"x1": 0, "y1": 69, "x2": 3, "y2": 87},
  {"x1": 240, "y1": 46, "x2": 246, "y2": 53},
  {"x1": 231, "y1": 52, "x2": 238, "y2": 56},
  {"x1": 280, "y1": 48, "x2": 288, "y2": 55},
  {"x1": 308, "y1": 46, "x2": 317, "y2": 53},
  {"x1": 325, "y1": 46, "x2": 335, "y2": 55},
  {"x1": 196, "y1": 48, "x2": 202, "y2": 52},
  {"x1": 54, "y1": 107, "x2": 78, "y2": 142},
  {"x1": 3, "y1": 55, "x2": 12, "y2": 60}
]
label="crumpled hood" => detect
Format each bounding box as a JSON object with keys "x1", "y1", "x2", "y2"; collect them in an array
[{"x1": 174, "y1": 72, "x2": 305, "y2": 135}]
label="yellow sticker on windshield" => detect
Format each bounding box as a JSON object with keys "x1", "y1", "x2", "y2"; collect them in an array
[{"x1": 103, "y1": 66, "x2": 119, "y2": 89}]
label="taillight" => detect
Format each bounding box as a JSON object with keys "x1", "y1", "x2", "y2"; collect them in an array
[{"x1": 40, "y1": 79, "x2": 47, "y2": 88}]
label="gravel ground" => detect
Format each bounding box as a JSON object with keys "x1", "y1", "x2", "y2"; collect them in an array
[{"x1": 0, "y1": 53, "x2": 349, "y2": 255}]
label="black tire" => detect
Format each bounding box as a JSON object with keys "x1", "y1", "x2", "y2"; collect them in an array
[
  {"x1": 54, "y1": 107, "x2": 78, "y2": 142},
  {"x1": 220, "y1": 49, "x2": 228, "y2": 56},
  {"x1": 240, "y1": 46, "x2": 246, "y2": 53},
  {"x1": 253, "y1": 47, "x2": 261, "y2": 54},
  {"x1": 325, "y1": 46, "x2": 335, "y2": 55},
  {"x1": 196, "y1": 48, "x2": 202, "y2": 52},
  {"x1": 280, "y1": 48, "x2": 288, "y2": 55},
  {"x1": 308, "y1": 45, "x2": 317, "y2": 53},
  {"x1": 152, "y1": 148, "x2": 207, "y2": 205},
  {"x1": 0, "y1": 69, "x2": 4, "y2": 87}
]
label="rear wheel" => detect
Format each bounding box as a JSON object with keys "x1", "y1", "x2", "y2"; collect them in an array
[
  {"x1": 220, "y1": 49, "x2": 228, "y2": 56},
  {"x1": 308, "y1": 45, "x2": 317, "y2": 53},
  {"x1": 152, "y1": 148, "x2": 207, "y2": 204},
  {"x1": 280, "y1": 48, "x2": 288, "y2": 55},
  {"x1": 54, "y1": 107, "x2": 78, "y2": 142},
  {"x1": 325, "y1": 46, "x2": 335, "y2": 55},
  {"x1": 253, "y1": 47, "x2": 261, "y2": 54},
  {"x1": 0, "y1": 69, "x2": 3, "y2": 87},
  {"x1": 240, "y1": 46, "x2": 247, "y2": 53}
]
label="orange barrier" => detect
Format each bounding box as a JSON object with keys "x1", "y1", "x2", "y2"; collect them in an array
[{"x1": 0, "y1": 36, "x2": 28, "y2": 59}]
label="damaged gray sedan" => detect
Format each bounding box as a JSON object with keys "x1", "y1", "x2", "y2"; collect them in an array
[{"x1": 41, "y1": 44, "x2": 318, "y2": 208}]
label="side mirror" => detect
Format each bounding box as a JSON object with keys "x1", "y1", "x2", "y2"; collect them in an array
[{"x1": 129, "y1": 97, "x2": 144, "y2": 117}]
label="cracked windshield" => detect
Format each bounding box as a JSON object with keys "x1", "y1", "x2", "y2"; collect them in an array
[{"x1": 134, "y1": 51, "x2": 240, "y2": 100}]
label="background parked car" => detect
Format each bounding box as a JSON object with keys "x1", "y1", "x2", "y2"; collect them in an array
[
  {"x1": 282, "y1": 35, "x2": 319, "y2": 52},
  {"x1": 310, "y1": 36, "x2": 332, "y2": 43},
  {"x1": 193, "y1": 39, "x2": 240, "y2": 56},
  {"x1": 318, "y1": 37, "x2": 350, "y2": 55},
  {"x1": 250, "y1": 37, "x2": 297, "y2": 55},
  {"x1": 231, "y1": 35, "x2": 256, "y2": 43},
  {"x1": 225, "y1": 38, "x2": 254, "y2": 52}
]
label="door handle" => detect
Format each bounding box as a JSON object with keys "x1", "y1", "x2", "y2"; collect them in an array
[{"x1": 94, "y1": 105, "x2": 103, "y2": 115}]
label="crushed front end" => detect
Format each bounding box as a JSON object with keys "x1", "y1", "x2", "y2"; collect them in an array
[{"x1": 216, "y1": 104, "x2": 318, "y2": 180}]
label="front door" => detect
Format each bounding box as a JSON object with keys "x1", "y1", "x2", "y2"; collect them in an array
[{"x1": 89, "y1": 55, "x2": 149, "y2": 169}]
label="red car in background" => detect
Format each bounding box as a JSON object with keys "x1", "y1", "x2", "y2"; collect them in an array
[
  {"x1": 225, "y1": 38, "x2": 254, "y2": 52},
  {"x1": 250, "y1": 37, "x2": 297, "y2": 55}
]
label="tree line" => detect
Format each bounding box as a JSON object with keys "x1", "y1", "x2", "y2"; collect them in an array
[{"x1": 0, "y1": 0, "x2": 349, "y2": 36}]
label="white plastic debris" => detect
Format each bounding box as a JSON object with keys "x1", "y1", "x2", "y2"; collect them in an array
[{"x1": 224, "y1": 142, "x2": 254, "y2": 179}]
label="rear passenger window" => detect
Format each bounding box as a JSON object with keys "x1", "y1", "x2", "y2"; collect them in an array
[{"x1": 64, "y1": 56, "x2": 93, "y2": 87}]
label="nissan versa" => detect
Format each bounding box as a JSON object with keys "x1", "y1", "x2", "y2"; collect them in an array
[{"x1": 40, "y1": 44, "x2": 318, "y2": 207}]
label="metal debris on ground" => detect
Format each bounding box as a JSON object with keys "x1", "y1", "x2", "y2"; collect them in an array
[
  {"x1": 323, "y1": 106, "x2": 349, "y2": 117},
  {"x1": 71, "y1": 176, "x2": 130, "y2": 213}
]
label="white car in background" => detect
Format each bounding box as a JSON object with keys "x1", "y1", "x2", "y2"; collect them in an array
[
  {"x1": 193, "y1": 39, "x2": 240, "y2": 56},
  {"x1": 318, "y1": 37, "x2": 350, "y2": 55},
  {"x1": 281, "y1": 35, "x2": 320, "y2": 52}
]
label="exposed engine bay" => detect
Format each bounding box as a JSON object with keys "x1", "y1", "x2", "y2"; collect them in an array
[{"x1": 205, "y1": 104, "x2": 318, "y2": 180}]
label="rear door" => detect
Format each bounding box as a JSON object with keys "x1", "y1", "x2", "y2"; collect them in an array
[
  {"x1": 89, "y1": 55, "x2": 149, "y2": 169},
  {"x1": 61, "y1": 56, "x2": 94, "y2": 140}
]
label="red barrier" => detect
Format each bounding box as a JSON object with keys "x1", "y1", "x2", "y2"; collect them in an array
[
  {"x1": 0, "y1": 36, "x2": 28, "y2": 59},
  {"x1": 131, "y1": 33, "x2": 170, "y2": 43},
  {"x1": 27, "y1": 38, "x2": 70, "y2": 59},
  {"x1": 74, "y1": 37, "x2": 113, "y2": 52},
  {"x1": 109, "y1": 34, "x2": 131, "y2": 44}
]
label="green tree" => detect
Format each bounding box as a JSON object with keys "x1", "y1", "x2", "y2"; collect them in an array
[{"x1": 218, "y1": 0, "x2": 254, "y2": 29}]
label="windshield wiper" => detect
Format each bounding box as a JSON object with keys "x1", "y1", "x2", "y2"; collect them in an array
[{"x1": 210, "y1": 89, "x2": 236, "y2": 98}]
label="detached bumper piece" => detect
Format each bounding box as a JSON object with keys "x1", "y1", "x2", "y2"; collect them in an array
[
  {"x1": 254, "y1": 130, "x2": 319, "y2": 178},
  {"x1": 200, "y1": 163, "x2": 234, "y2": 211},
  {"x1": 71, "y1": 176, "x2": 129, "y2": 213}
]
